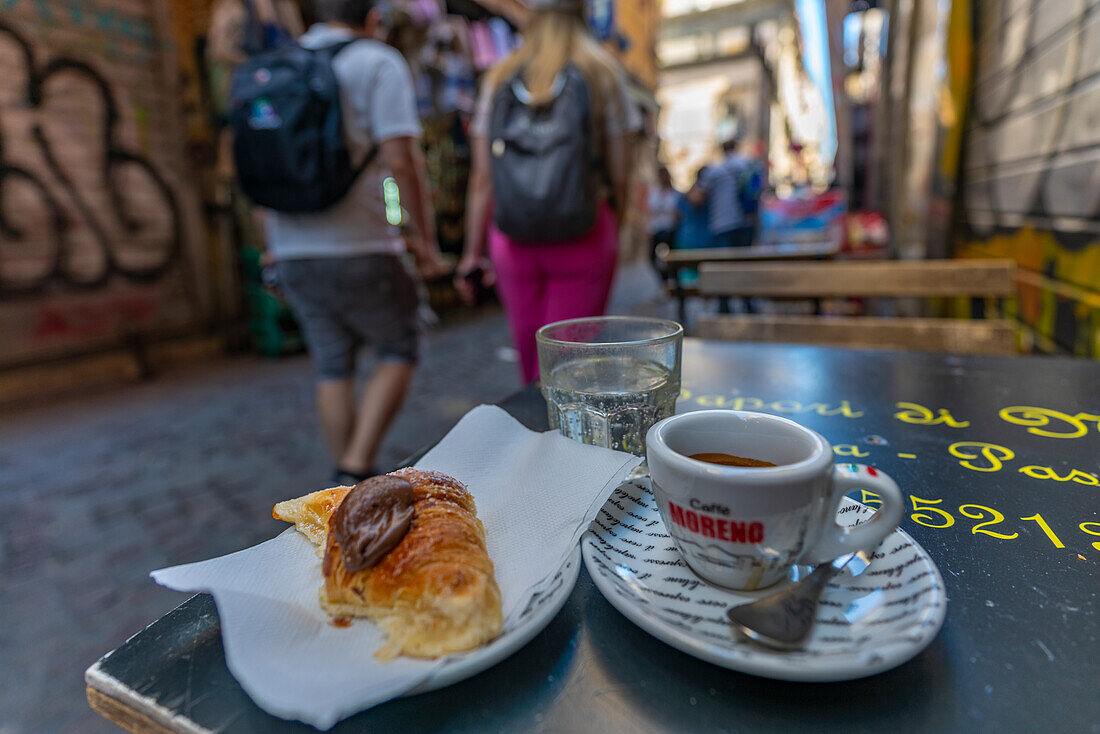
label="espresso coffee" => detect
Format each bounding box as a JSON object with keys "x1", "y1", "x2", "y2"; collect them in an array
[{"x1": 689, "y1": 452, "x2": 777, "y2": 468}]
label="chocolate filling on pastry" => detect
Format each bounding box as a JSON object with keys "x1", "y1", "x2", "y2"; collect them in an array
[{"x1": 331, "y1": 475, "x2": 415, "y2": 572}]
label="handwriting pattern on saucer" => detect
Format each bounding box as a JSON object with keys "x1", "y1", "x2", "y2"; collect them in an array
[{"x1": 583, "y1": 480, "x2": 947, "y2": 680}]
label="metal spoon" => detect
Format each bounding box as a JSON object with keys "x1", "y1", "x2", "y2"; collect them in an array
[{"x1": 727, "y1": 550, "x2": 871, "y2": 650}]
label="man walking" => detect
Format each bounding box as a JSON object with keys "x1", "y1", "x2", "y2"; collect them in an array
[
  {"x1": 689, "y1": 133, "x2": 759, "y2": 248},
  {"x1": 265, "y1": 0, "x2": 444, "y2": 484}
]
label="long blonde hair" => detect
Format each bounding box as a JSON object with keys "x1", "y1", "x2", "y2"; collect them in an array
[{"x1": 487, "y1": 9, "x2": 624, "y2": 136}]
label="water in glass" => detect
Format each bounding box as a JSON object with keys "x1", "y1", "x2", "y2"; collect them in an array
[{"x1": 543, "y1": 355, "x2": 678, "y2": 455}]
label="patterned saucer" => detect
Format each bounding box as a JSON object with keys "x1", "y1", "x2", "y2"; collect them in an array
[{"x1": 581, "y1": 479, "x2": 946, "y2": 682}]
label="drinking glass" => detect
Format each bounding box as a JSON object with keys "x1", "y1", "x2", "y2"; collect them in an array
[{"x1": 536, "y1": 316, "x2": 683, "y2": 455}]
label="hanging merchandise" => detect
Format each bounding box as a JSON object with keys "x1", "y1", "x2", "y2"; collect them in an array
[
  {"x1": 388, "y1": 3, "x2": 522, "y2": 256},
  {"x1": 415, "y1": 67, "x2": 436, "y2": 118},
  {"x1": 469, "y1": 21, "x2": 497, "y2": 70},
  {"x1": 487, "y1": 17, "x2": 515, "y2": 59},
  {"x1": 441, "y1": 51, "x2": 476, "y2": 113},
  {"x1": 420, "y1": 20, "x2": 476, "y2": 114},
  {"x1": 451, "y1": 14, "x2": 473, "y2": 55},
  {"x1": 422, "y1": 115, "x2": 470, "y2": 254},
  {"x1": 588, "y1": 0, "x2": 614, "y2": 41},
  {"x1": 407, "y1": 0, "x2": 444, "y2": 26}
]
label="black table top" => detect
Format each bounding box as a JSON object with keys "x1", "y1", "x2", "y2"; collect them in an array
[{"x1": 88, "y1": 341, "x2": 1100, "y2": 733}]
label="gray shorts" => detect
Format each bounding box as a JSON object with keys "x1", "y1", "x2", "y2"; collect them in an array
[{"x1": 276, "y1": 255, "x2": 421, "y2": 379}]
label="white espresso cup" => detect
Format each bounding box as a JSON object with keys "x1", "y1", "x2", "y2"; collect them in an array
[{"x1": 645, "y1": 410, "x2": 904, "y2": 590}]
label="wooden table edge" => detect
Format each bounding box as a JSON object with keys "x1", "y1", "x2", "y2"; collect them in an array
[
  {"x1": 83, "y1": 431, "x2": 458, "y2": 733},
  {"x1": 87, "y1": 662, "x2": 214, "y2": 734},
  {"x1": 81, "y1": 432, "x2": 459, "y2": 734}
]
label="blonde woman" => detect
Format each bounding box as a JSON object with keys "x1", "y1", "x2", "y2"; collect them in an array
[{"x1": 455, "y1": 0, "x2": 641, "y2": 383}]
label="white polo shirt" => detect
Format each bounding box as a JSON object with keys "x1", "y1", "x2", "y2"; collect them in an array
[{"x1": 266, "y1": 24, "x2": 422, "y2": 260}]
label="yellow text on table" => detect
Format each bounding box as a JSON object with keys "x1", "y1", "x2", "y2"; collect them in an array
[
  {"x1": 679, "y1": 392, "x2": 864, "y2": 418},
  {"x1": 999, "y1": 406, "x2": 1100, "y2": 439},
  {"x1": 948, "y1": 441, "x2": 1015, "y2": 472},
  {"x1": 894, "y1": 402, "x2": 971, "y2": 428},
  {"x1": 1018, "y1": 466, "x2": 1099, "y2": 485},
  {"x1": 1080, "y1": 523, "x2": 1100, "y2": 552}
]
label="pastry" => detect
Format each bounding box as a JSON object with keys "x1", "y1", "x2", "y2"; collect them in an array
[
  {"x1": 274, "y1": 468, "x2": 502, "y2": 660},
  {"x1": 273, "y1": 485, "x2": 353, "y2": 550}
]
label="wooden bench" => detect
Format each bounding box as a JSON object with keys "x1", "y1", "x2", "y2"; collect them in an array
[
  {"x1": 695, "y1": 259, "x2": 1018, "y2": 355},
  {"x1": 658, "y1": 241, "x2": 840, "y2": 323}
]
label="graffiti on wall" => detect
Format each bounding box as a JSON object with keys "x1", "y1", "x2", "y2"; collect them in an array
[
  {"x1": 0, "y1": 4, "x2": 198, "y2": 366},
  {"x1": 956, "y1": 1, "x2": 1100, "y2": 357},
  {"x1": 0, "y1": 20, "x2": 182, "y2": 294}
]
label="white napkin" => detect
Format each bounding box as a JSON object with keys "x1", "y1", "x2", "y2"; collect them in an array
[{"x1": 151, "y1": 405, "x2": 641, "y2": 730}]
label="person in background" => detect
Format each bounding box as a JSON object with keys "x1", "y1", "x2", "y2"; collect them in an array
[
  {"x1": 739, "y1": 140, "x2": 767, "y2": 244},
  {"x1": 689, "y1": 133, "x2": 754, "y2": 248},
  {"x1": 206, "y1": 0, "x2": 304, "y2": 318},
  {"x1": 667, "y1": 166, "x2": 721, "y2": 289},
  {"x1": 266, "y1": 0, "x2": 445, "y2": 485},
  {"x1": 647, "y1": 166, "x2": 679, "y2": 273},
  {"x1": 455, "y1": 0, "x2": 641, "y2": 384},
  {"x1": 675, "y1": 166, "x2": 721, "y2": 250},
  {"x1": 207, "y1": 0, "x2": 302, "y2": 67},
  {"x1": 207, "y1": 0, "x2": 303, "y2": 179}
]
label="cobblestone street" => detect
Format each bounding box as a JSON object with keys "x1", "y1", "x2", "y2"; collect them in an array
[{"x1": 0, "y1": 262, "x2": 672, "y2": 733}]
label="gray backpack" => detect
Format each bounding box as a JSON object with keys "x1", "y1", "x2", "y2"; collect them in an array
[{"x1": 487, "y1": 65, "x2": 598, "y2": 243}]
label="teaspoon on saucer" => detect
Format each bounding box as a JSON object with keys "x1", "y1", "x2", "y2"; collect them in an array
[{"x1": 727, "y1": 550, "x2": 872, "y2": 650}]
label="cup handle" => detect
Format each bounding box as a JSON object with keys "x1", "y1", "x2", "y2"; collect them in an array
[{"x1": 801, "y1": 463, "x2": 905, "y2": 565}]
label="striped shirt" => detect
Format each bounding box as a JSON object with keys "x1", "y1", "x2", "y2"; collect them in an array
[{"x1": 699, "y1": 154, "x2": 750, "y2": 235}]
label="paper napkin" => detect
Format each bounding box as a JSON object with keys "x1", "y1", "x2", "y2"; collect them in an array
[{"x1": 152, "y1": 404, "x2": 641, "y2": 730}]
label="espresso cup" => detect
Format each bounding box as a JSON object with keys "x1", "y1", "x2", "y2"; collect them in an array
[{"x1": 645, "y1": 410, "x2": 904, "y2": 590}]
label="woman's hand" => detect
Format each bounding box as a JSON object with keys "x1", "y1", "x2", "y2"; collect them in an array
[{"x1": 454, "y1": 257, "x2": 496, "y2": 306}]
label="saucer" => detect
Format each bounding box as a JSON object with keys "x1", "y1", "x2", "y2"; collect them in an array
[{"x1": 581, "y1": 479, "x2": 947, "y2": 682}]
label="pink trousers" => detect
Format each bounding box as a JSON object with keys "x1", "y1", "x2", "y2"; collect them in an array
[{"x1": 489, "y1": 203, "x2": 618, "y2": 383}]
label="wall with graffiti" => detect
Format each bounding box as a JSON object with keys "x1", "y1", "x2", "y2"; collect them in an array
[
  {"x1": 0, "y1": 1, "x2": 203, "y2": 368},
  {"x1": 955, "y1": 1, "x2": 1100, "y2": 357}
]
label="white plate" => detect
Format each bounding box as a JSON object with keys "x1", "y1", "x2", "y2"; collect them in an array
[
  {"x1": 581, "y1": 479, "x2": 946, "y2": 682},
  {"x1": 409, "y1": 545, "x2": 581, "y2": 694}
]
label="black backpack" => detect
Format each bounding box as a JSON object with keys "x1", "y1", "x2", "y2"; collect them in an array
[
  {"x1": 487, "y1": 65, "x2": 598, "y2": 242},
  {"x1": 229, "y1": 40, "x2": 373, "y2": 212}
]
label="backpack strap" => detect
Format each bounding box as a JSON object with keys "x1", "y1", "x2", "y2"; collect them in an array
[
  {"x1": 316, "y1": 38, "x2": 379, "y2": 184},
  {"x1": 324, "y1": 38, "x2": 359, "y2": 57},
  {"x1": 352, "y1": 145, "x2": 380, "y2": 181},
  {"x1": 563, "y1": 65, "x2": 610, "y2": 207}
]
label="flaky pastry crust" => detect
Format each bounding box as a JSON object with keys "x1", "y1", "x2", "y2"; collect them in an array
[{"x1": 275, "y1": 468, "x2": 502, "y2": 660}]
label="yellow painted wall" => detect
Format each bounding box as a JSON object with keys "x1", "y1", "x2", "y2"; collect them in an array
[
  {"x1": 957, "y1": 233, "x2": 1100, "y2": 358},
  {"x1": 955, "y1": 1, "x2": 1100, "y2": 358},
  {"x1": 607, "y1": 0, "x2": 659, "y2": 88}
]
